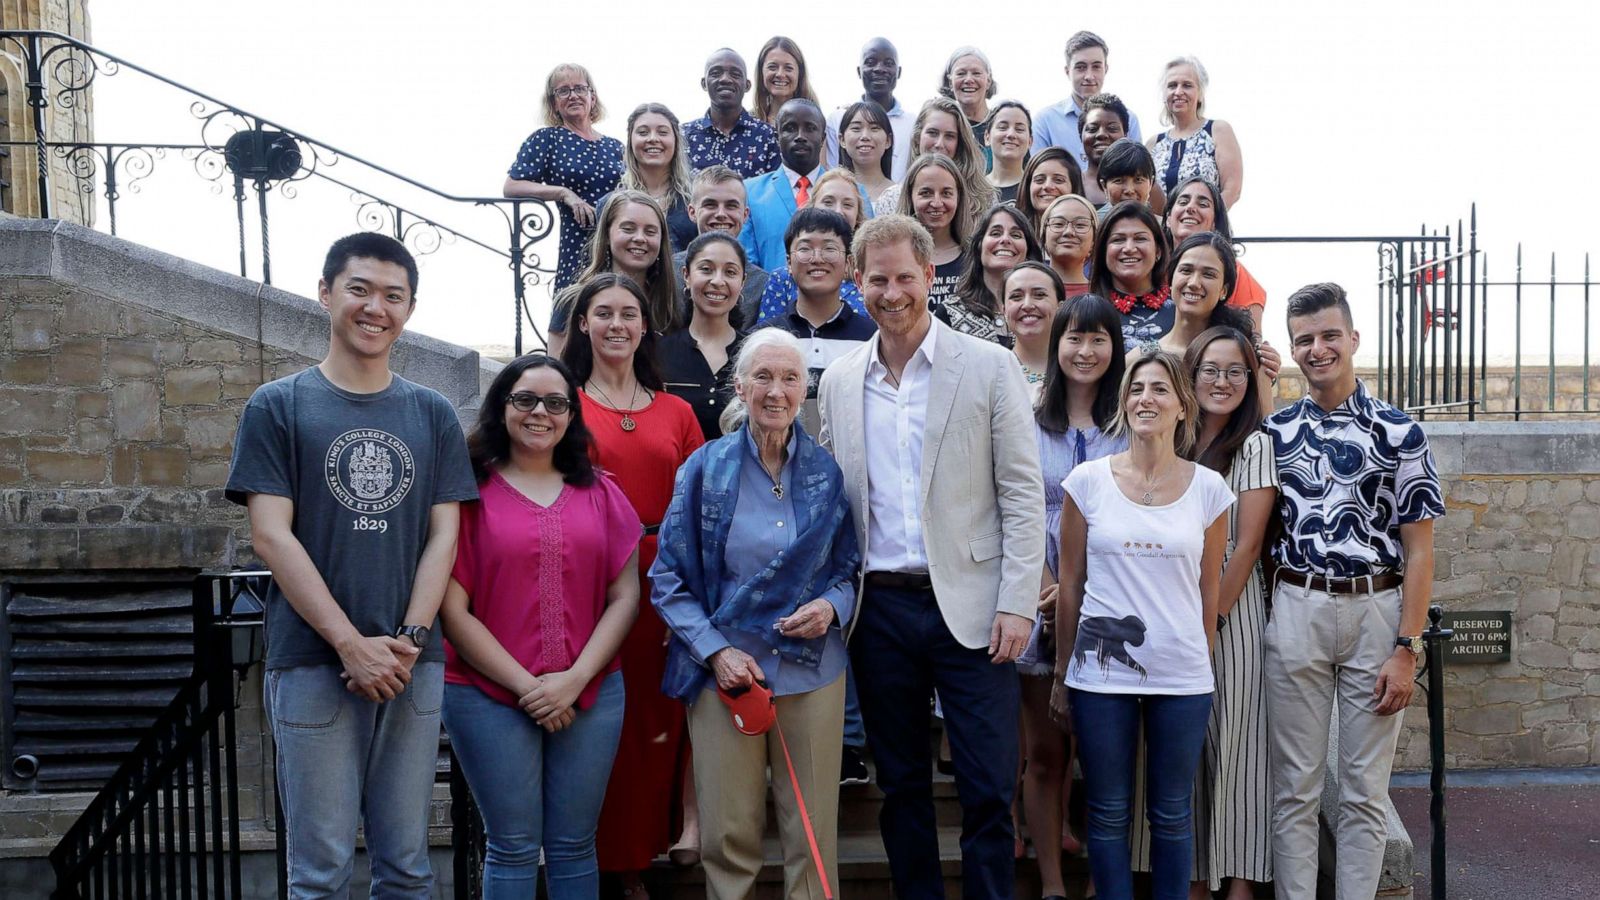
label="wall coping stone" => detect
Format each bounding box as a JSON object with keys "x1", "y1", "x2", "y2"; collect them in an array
[
  {"x1": 0, "y1": 218, "x2": 503, "y2": 416},
  {"x1": 1421, "y1": 421, "x2": 1600, "y2": 476}
]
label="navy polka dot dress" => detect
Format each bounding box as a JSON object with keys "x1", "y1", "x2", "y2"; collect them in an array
[{"x1": 507, "y1": 126, "x2": 624, "y2": 291}]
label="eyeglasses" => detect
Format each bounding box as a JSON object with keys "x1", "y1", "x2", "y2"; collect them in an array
[
  {"x1": 790, "y1": 245, "x2": 845, "y2": 261},
  {"x1": 1197, "y1": 365, "x2": 1250, "y2": 385},
  {"x1": 507, "y1": 392, "x2": 572, "y2": 414},
  {"x1": 554, "y1": 85, "x2": 592, "y2": 99},
  {"x1": 1044, "y1": 217, "x2": 1094, "y2": 235}
]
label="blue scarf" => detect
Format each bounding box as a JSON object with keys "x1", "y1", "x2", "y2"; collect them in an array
[{"x1": 657, "y1": 420, "x2": 858, "y2": 701}]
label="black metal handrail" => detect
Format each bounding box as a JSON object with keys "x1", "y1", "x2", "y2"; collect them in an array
[
  {"x1": 0, "y1": 29, "x2": 557, "y2": 354},
  {"x1": 48, "y1": 572, "x2": 267, "y2": 900}
]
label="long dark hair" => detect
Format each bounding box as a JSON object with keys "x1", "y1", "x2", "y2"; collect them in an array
[
  {"x1": 839, "y1": 100, "x2": 895, "y2": 180},
  {"x1": 1014, "y1": 147, "x2": 1083, "y2": 229},
  {"x1": 953, "y1": 204, "x2": 1044, "y2": 318},
  {"x1": 468, "y1": 354, "x2": 596, "y2": 486},
  {"x1": 1036, "y1": 293, "x2": 1125, "y2": 433},
  {"x1": 558, "y1": 272, "x2": 665, "y2": 390},
  {"x1": 1169, "y1": 231, "x2": 1251, "y2": 334},
  {"x1": 1089, "y1": 201, "x2": 1170, "y2": 297},
  {"x1": 1182, "y1": 326, "x2": 1262, "y2": 477},
  {"x1": 682, "y1": 231, "x2": 750, "y2": 332},
  {"x1": 1164, "y1": 175, "x2": 1232, "y2": 242}
]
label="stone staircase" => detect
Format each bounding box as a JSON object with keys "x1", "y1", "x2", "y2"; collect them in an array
[{"x1": 648, "y1": 741, "x2": 1089, "y2": 900}]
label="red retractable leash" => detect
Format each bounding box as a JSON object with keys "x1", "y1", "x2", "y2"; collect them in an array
[{"x1": 718, "y1": 679, "x2": 835, "y2": 900}]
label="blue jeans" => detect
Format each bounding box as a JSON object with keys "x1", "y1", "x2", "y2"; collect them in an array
[
  {"x1": 266, "y1": 661, "x2": 444, "y2": 900},
  {"x1": 441, "y1": 672, "x2": 624, "y2": 900},
  {"x1": 1069, "y1": 689, "x2": 1213, "y2": 900},
  {"x1": 850, "y1": 585, "x2": 1020, "y2": 900},
  {"x1": 843, "y1": 662, "x2": 866, "y2": 749}
]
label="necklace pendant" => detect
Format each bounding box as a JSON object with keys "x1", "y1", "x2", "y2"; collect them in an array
[
  {"x1": 620, "y1": 415, "x2": 637, "y2": 432},
  {"x1": 1141, "y1": 491, "x2": 1154, "y2": 506},
  {"x1": 771, "y1": 484, "x2": 784, "y2": 500}
]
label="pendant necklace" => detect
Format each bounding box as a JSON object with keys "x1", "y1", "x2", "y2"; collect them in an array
[
  {"x1": 1137, "y1": 463, "x2": 1169, "y2": 506},
  {"x1": 586, "y1": 379, "x2": 641, "y2": 432}
]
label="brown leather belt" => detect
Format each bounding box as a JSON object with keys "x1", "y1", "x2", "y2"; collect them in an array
[
  {"x1": 863, "y1": 571, "x2": 934, "y2": 591},
  {"x1": 1277, "y1": 568, "x2": 1402, "y2": 595}
]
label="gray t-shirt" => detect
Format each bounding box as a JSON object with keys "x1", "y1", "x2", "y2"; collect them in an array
[{"x1": 225, "y1": 367, "x2": 478, "y2": 669}]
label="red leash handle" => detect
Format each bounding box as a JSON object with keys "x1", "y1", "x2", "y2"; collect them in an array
[{"x1": 775, "y1": 720, "x2": 834, "y2": 900}]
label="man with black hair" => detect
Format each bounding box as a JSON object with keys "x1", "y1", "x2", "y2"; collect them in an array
[
  {"x1": 1033, "y1": 30, "x2": 1145, "y2": 167},
  {"x1": 1262, "y1": 283, "x2": 1442, "y2": 900},
  {"x1": 684, "y1": 48, "x2": 780, "y2": 178},
  {"x1": 225, "y1": 233, "x2": 478, "y2": 898},
  {"x1": 824, "y1": 37, "x2": 914, "y2": 180}
]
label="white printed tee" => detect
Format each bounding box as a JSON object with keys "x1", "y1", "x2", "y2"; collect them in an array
[{"x1": 1063, "y1": 456, "x2": 1235, "y2": 695}]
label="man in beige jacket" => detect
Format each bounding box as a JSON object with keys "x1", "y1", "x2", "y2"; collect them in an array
[{"x1": 818, "y1": 214, "x2": 1045, "y2": 900}]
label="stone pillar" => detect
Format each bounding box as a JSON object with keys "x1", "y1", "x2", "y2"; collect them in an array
[{"x1": 0, "y1": 0, "x2": 94, "y2": 225}]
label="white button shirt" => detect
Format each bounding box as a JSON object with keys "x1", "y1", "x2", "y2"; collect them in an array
[{"x1": 861, "y1": 324, "x2": 937, "y2": 573}]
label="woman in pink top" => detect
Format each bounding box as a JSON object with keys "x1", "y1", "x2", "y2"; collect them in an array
[{"x1": 440, "y1": 353, "x2": 642, "y2": 900}]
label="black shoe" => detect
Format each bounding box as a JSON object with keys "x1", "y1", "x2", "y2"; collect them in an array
[{"x1": 840, "y1": 746, "x2": 870, "y2": 785}]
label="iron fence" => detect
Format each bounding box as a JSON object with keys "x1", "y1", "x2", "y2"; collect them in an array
[
  {"x1": 0, "y1": 29, "x2": 557, "y2": 354},
  {"x1": 47, "y1": 572, "x2": 267, "y2": 900}
]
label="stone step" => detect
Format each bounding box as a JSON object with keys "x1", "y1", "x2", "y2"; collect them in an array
[{"x1": 649, "y1": 825, "x2": 1088, "y2": 900}]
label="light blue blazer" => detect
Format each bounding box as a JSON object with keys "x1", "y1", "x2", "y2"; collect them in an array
[{"x1": 741, "y1": 166, "x2": 874, "y2": 272}]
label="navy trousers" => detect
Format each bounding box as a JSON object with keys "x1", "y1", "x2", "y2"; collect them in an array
[{"x1": 850, "y1": 584, "x2": 1021, "y2": 900}]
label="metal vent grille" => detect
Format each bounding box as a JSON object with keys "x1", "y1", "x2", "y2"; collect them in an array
[{"x1": 2, "y1": 581, "x2": 194, "y2": 790}]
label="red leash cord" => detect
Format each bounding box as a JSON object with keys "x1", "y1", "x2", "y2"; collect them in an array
[{"x1": 775, "y1": 719, "x2": 834, "y2": 900}]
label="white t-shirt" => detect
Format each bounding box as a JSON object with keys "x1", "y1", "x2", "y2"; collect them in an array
[{"x1": 1063, "y1": 456, "x2": 1234, "y2": 695}]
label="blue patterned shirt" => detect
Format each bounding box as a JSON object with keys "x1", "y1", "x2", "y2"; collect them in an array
[
  {"x1": 1264, "y1": 380, "x2": 1444, "y2": 577},
  {"x1": 756, "y1": 267, "x2": 866, "y2": 324},
  {"x1": 684, "y1": 110, "x2": 781, "y2": 179}
]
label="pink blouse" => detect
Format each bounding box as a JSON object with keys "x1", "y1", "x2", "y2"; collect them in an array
[{"x1": 445, "y1": 469, "x2": 641, "y2": 709}]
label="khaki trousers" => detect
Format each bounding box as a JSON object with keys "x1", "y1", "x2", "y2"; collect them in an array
[
  {"x1": 1263, "y1": 580, "x2": 1406, "y2": 900},
  {"x1": 687, "y1": 674, "x2": 845, "y2": 900}
]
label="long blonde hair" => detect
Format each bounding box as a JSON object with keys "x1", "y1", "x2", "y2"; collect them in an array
[
  {"x1": 559, "y1": 191, "x2": 680, "y2": 333},
  {"x1": 617, "y1": 103, "x2": 692, "y2": 214}
]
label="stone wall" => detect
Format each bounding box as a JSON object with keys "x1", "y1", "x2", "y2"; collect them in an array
[
  {"x1": 1272, "y1": 364, "x2": 1600, "y2": 418},
  {"x1": 0, "y1": 0, "x2": 97, "y2": 224},
  {"x1": 1392, "y1": 423, "x2": 1600, "y2": 769}
]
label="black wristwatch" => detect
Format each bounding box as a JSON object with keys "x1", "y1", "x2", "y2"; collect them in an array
[
  {"x1": 1395, "y1": 635, "x2": 1424, "y2": 656},
  {"x1": 396, "y1": 625, "x2": 430, "y2": 649}
]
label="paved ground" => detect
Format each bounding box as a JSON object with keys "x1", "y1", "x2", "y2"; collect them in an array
[{"x1": 1390, "y1": 771, "x2": 1600, "y2": 900}]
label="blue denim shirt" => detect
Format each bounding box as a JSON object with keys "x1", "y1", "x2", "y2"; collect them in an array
[{"x1": 653, "y1": 421, "x2": 858, "y2": 701}]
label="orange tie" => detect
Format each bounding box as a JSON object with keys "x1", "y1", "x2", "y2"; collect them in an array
[{"x1": 794, "y1": 175, "x2": 810, "y2": 207}]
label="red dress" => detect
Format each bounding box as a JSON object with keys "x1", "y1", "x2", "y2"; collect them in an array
[{"x1": 584, "y1": 389, "x2": 706, "y2": 872}]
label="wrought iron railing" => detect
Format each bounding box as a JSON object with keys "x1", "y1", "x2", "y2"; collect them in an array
[
  {"x1": 48, "y1": 571, "x2": 268, "y2": 900},
  {"x1": 0, "y1": 29, "x2": 557, "y2": 354}
]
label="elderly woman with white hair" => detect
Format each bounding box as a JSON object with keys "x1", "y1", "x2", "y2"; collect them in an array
[
  {"x1": 651, "y1": 327, "x2": 860, "y2": 900},
  {"x1": 1146, "y1": 55, "x2": 1243, "y2": 208},
  {"x1": 938, "y1": 46, "x2": 998, "y2": 165}
]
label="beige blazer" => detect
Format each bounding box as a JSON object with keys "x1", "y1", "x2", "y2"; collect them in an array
[{"x1": 817, "y1": 320, "x2": 1046, "y2": 649}]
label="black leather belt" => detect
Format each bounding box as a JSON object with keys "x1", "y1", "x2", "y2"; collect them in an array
[
  {"x1": 1277, "y1": 568, "x2": 1402, "y2": 595},
  {"x1": 863, "y1": 571, "x2": 934, "y2": 591}
]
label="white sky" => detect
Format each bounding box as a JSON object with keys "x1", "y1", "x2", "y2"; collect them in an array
[{"x1": 84, "y1": 0, "x2": 1599, "y2": 364}]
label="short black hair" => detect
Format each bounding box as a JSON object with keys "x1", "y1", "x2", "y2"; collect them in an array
[
  {"x1": 784, "y1": 207, "x2": 853, "y2": 252},
  {"x1": 1096, "y1": 138, "x2": 1155, "y2": 182},
  {"x1": 321, "y1": 233, "x2": 419, "y2": 299},
  {"x1": 1286, "y1": 282, "x2": 1354, "y2": 329},
  {"x1": 1078, "y1": 92, "x2": 1130, "y2": 135}
]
